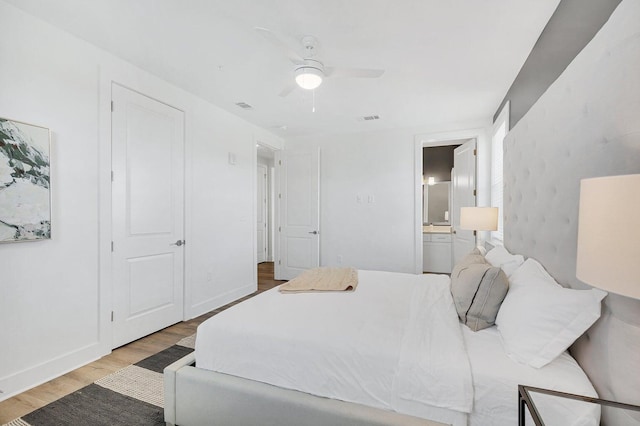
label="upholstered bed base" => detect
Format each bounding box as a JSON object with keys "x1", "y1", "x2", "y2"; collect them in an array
[{"x1": 163, "y1": 353, "x2": 447, "y2": 426}]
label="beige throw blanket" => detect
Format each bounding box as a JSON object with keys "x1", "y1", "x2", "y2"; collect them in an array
[{"x1": 279, "y1": 267, "x2": 358, "y2": 293}]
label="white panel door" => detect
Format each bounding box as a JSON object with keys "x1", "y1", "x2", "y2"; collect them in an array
[
  {"x1": 452, "y1": 139, "x2": 477, "y2": 266},
  {"x1": 276, "y1": 148, "x2": 320, "y2": 280},
  {"x1": 111, "y1": 84, "x2": 185, "y2": 348},
  {"x1": 257, "y1": 164, "x2": 267, "y2": 263}
]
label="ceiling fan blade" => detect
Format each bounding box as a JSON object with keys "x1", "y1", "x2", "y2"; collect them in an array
[
  {"x1": 255, "y1": 27, "x2": 304, "y2": 65},
  {"x1": 324, "y1": 67, "x2": 385, "y2": 79},
  {"x1": 279, "y1": 83, "x2": 297, "y2": 97}
]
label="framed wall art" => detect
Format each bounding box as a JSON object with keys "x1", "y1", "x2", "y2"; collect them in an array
[{"x1": 0, "y1": 117, "x2": 51, "y2": 242}]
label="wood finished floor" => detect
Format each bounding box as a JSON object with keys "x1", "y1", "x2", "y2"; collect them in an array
[{"x1": 0, "y1": 262, "x2": 284, "y2": 423}]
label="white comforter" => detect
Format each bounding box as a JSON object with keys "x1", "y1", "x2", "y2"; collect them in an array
[
  {"x1": 196, "y1": 270, "x2": 474, "y2": 418},
  {"x1": 462, "y1": 325, "x2": 600, "y2": 426}
]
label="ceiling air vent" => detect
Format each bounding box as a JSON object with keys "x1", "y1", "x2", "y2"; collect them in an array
[
  {"x1": 235, "y1": 102, "x2": 253, "y2": 110},
  {"x1": 359, "y1": 115, "x2": 380, "y2": 121}
]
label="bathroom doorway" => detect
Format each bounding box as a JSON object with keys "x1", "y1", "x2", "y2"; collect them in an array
[{"x1": 414, "y1": 129, "x2": 485, "y2": 274}]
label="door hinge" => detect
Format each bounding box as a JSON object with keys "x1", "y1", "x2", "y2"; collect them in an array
[
  {"x1": 473, "y1": 149, "x2": 477, "y2": 156},
  {"x1": 111, "y1": 171, "x2": 114, "y2": 182},
  {"x1": 473, "y1": 230, "x2": 477, "y2": 236},
  {"x1": 278, "y1": 260, "x2": 281, "y2": 265},
  {"x1": 111, "y1": 241, "x2": 114, "y2": 252},
  {"x1": 111, "y1": 311, "x2": 114, "y2": 322},
  {"x1": 278, "y1": 160, "x2": 282, "y2": 166},
  {"x1": 278, "y1": 226, "x2": 281, "y2": 232},
  {"x1": 278, "y1": 193, "x2": 281, "y2": 199},
  {"x1": 111, "y1": 101, "x2": 114, "y2": 112},
  {"x1": 473, "y1": 189, "x2": 477, "y2": 196}
]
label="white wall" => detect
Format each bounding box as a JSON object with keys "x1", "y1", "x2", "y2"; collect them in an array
[
  {"x1": 184, "y1": 98, "x2": 282, "y2": 317},
  {"x1": 0, "y1": 1, "x2": 282, "y2": 400},
  {"x1": 285, "y1": 121, "x2": 489, "y2": 274}
]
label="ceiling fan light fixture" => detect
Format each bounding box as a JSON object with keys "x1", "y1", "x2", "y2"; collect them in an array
[{"x1": 295, "y1": 66, "x2": 323, "y2": 90}]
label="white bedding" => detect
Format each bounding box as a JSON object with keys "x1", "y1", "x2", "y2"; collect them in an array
[
  {"x1": 196, "y1": 269, "x2": 600, "y2": 426},
  {"x1": 463, "y1": 325, "x2": 600, "y2": 426},
  {"x1": 196, "y1": 270, "x2": 473, "y2": 421}
]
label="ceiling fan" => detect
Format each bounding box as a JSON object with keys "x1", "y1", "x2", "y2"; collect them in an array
[{"x1": 255, "y1": 27, "x2": 385, "y2": 97}]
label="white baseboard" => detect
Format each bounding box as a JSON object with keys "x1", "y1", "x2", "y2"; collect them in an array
[
  {"x1": 186, "y1": 283, "x2": 256, "y2": 320},
  {"x1": 0, "y1": 342, "x2": 108, "y2": 402}
]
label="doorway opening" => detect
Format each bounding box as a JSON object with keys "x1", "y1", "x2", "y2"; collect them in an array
[
  {"x1": 414, "y1": 129, "x2": 485, "y2": 274},
  {"x1": 257, "y1": 143, "x2": 277, "y2": 265},
  {"x1": 420, "y1": 140, "x2": 464, "y2": 275}
]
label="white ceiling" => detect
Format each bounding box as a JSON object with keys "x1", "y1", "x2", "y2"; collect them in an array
[{"x1": 7, "y1": 0, "x2": 561, "y2": 139}]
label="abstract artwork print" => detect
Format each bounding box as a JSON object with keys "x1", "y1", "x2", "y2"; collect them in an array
[{"x1": 0, "y1": 117, "x2": 51, "y2": 242}]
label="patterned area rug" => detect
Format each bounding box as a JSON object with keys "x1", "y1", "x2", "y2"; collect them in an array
[{"x1": 3, "y1": 334, "x2": 196, "y2": 426}]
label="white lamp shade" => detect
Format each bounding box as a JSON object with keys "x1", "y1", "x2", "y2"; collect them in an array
[
  {"x1": 460, "y1": 207, "x2": 498, "y2": 231},
  {"x1": 576, "y1": 174, "x2": 640, "y2": 299},
  {"x1": 295, "y1": 67, "x2": 323, "y2": 90}
]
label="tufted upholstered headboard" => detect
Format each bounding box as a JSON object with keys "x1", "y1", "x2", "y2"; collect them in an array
[{"x1": 503, "y1": 1, "x2": 640, "y2": 424}]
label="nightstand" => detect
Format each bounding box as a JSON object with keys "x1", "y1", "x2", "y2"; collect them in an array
[{"x1": 518, "y1": 385, "x2": 640, "y2": 425}]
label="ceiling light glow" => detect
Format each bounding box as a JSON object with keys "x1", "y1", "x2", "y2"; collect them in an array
[{"x1": 295, "y1": 66, "x2": 323, "y2": 90}]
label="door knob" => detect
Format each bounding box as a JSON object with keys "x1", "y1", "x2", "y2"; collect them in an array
[
  {"x1": 171, "y1": 240, "x2": 185, "y2": 246},
  {"x1": 308, "y1": 231, "x2": 319, "y2": 235}
]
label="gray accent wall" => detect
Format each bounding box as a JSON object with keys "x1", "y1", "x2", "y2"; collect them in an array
[
  {"x1": 423, "y1": 145, "x2": 457, "y2": 183},
  {"x1": 494, "y1": 0, "x2": 622, "y2": 128}
]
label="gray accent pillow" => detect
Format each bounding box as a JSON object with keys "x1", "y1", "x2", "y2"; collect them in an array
[{"x1": 451, "y1": 251, "x2": 509, "y2": 331}]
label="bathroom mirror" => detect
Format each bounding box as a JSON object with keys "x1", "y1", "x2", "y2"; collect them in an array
[{"x1": 423, "y1": 181, "x2": 450, "y2": 225}]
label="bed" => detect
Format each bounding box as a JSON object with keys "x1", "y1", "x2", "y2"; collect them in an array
[{"x1": 164, "y1": 268, "x2": 601, "y2": 426}]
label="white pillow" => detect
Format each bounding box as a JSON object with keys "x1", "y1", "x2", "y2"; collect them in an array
[
  {"x1": 485, "y1": 245, "x2": 524, "y2": 277},
  {"x1": 495, "y1": 258, "x2": 607, "y2": 368}
]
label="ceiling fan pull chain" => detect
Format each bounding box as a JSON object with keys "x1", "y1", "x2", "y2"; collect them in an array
[{"x1": 312, "y1": 89, "x2": 316, "y2": 113}]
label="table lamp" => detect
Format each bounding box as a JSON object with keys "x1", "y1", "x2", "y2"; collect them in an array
[
  {"x1": 460, "y1": 207, "x2": 499, "y2": 232},
  {"x1": 460, "y1": 206, "x2": 498, "y2": 249},
  {"x1": 576, "y1": 174, "x2": 640, "y2": 299}
]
